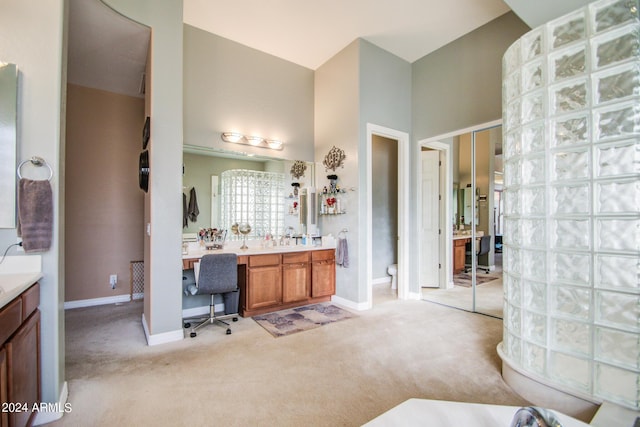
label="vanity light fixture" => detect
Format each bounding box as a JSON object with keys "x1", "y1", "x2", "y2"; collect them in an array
[{"x1": 220, "y1": 132, "x2": 284, "y2": 151}]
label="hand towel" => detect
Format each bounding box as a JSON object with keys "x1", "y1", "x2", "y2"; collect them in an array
[
  {"x1": 17, "y1": 178, "x2": 53, "y2": 253},
  {"x1": 188, "y1": 187, "x2": 199, "y2": 222},
  {"x1": 183, "y1": 193, "x2": 188, "y2": 228},
  {"x1": 336, "y1": 237, "x2": 349, "y2": 268}
]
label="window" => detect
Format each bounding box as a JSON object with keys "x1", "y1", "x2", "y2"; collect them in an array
[{"x1": 220, "y1": 169, "x2": 285, "y2": 238}]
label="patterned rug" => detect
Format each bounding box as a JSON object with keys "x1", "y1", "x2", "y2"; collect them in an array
[
  {"x1": 253, "y1": 303, "x2": 355, "y2": 337},
  {"x1": 454, "y1": 272, "x2": 501, "y2": 287}
]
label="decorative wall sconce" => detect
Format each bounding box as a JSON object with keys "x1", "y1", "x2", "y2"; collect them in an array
[
  {"x1": 323, "y1": 146, "x2": 346, "y2": 171},
  {"x1": 290, "y1": 160, "x2": 307, "y2": 179},
  {"x1": 221, "y1": 132, "x2": 284, "y2": 150}
]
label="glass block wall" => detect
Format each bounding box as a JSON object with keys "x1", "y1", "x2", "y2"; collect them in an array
[{"x1": 501, "y1": 0, "x2": 640, "y2": 409}]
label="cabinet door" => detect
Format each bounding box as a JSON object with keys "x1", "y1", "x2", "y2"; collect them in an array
[
  {"x1": 0, "y1": 348, "x2": 7, "y2": 427},
  {"x1": 311, "y1": 260, "x2": 335, "y2": 297},
  {"x1": 6, "y1": 310, "x2": 40, "y2": 427},
  {"x1": 247, "y1": 265, "x2": 282, "y2": 310},
  {"x1": 282, "y1": 262, "x2": 310, "y2": 303},
  {"x1": 453, "y1": 240, "x2": 467, "y2": 274}
]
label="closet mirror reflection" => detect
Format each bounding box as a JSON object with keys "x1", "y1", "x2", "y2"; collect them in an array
[
  {"x1": 0, "y1": 62, "x2": 17, "y2": 229},
  {"x1": 422, "y1": 124, "x2": 503, "y2": 319},
  {"x1": 182, "y1": 144, "x2": 314, "y2": 241}
]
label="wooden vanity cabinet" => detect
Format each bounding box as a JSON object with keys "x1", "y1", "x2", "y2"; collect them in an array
[
  {"x1": 246, "y1": 254, "x2": 282, "y2": 311},
  {"x1": 311, "y1": 250, "x2": 336, "y2": 297},
  {"x1": 0, "y1": 283, "x2": 41, "y2": 427},
  {"x1": 282, "y1": 252, "x2": 310, "y2": 303},
  {"x1": 453, "y1": 238, "x2": 468, "y2": 274}
]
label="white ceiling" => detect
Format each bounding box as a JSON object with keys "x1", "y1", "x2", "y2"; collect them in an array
[{"x1": 67, "y1": 0, "x2": 513, "y2": 98}]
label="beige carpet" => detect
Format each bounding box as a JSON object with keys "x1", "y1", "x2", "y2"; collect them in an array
[
  {"x1": 422, "y1": 278, "x2": 504, "y2": 318},
  {"x1": 45, "y1": 284, "x2": 528, "y2": 426}
]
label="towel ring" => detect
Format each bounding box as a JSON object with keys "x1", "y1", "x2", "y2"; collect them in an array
[
  {"x1": 17, "y1": 156, "x2": 53, "y2": 181},
  {"x1": 338, "y1": 228, "x2": 348, "y2": 238}
]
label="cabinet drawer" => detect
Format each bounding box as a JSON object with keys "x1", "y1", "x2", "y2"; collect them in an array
[
  {"x1": 21, "y1": 283, "x2": 40, "y2": 321},
  {"x1": 312, "y1": 249, "x2": 335, "y2": 261},
  {"x1": 282, "y1": 251, "x2": 309, "y2": 264},
  {"x1": 249, "y1": 254, "x2": 281, "y2": 267},
  {"x1": 0, "y1": 299, "x2": 22, "y2": 345}
]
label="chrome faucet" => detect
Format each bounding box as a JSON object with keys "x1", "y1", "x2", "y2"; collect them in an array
[{"x1": 285, "y1": 226, "x2": 295, "y2": 245}]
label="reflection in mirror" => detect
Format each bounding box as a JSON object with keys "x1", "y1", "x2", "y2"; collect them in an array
[
  {"x1": 0, "y1": 62, "x2": 17, "y2": 229},
  {"x1": 182, "y1": 145, "x2": 315, "y2": 241}
]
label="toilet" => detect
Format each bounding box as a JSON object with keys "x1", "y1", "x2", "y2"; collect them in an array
[{"x1": 387, "y1": 264, "x2": 398, "y2": 290}]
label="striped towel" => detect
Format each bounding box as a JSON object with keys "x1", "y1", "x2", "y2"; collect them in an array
[{"x1": 18, "y1": 178, "x2": 53, "y2": 253}]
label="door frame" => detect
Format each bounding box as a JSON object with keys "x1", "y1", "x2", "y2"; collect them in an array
[
  {"x1": 366, "y1": 124, "x2": 410, "y2": 305},
  {"x1": 417, "y1": 119, "x2": 502, "y2": 291}
]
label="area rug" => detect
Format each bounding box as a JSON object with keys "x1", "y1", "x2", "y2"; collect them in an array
[
  {"x1": 253, "y1": 303, "x2": 355, "y2": 337},
  {"x1": 454, "y1": 272, "x2": 501, "y2": 288}
]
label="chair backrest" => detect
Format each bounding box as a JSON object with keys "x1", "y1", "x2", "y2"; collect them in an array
[
  {"x1": 477, "y1": 235, "x2": 491, "y2": 256},
  {"x1": 196, "y1": 253, "x2": 238, "y2": 294}
]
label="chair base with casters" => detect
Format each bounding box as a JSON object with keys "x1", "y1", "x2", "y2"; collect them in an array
[
  {"x1": 464, "y1": 235, "x2": 492, "y2": 274},
  {"x1": 183, "y1": 291, "x2": 239, "y2": 337}
]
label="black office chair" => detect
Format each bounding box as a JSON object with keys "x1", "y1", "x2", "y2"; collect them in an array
[
  {"x1": 465, "y1": 235, "x2": 492, "y2": 274},
  {"x1": 183, "y1": 253, "x2": 239, "y2": 337}
]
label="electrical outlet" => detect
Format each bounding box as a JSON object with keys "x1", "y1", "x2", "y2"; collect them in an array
[{"x1": 109, "y1": 274, "x2": 117, "y2": 289}]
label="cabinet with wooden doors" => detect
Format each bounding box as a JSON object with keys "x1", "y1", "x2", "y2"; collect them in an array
[
  {"x1": 282, "y1": 251, "x2": 310, "y2": 303},
  {"x1": 311, "y1": 250, "x2": 336, "y2": 297},
  {"x1": 0, "y1": 283, "x2": 41, "y2": 427},
  {"x1": 453, "y1": 238, "x2": 469, "y2": 274},
  {"x1": 246, "y1": 254, "x2": 282, "y2": 311}
]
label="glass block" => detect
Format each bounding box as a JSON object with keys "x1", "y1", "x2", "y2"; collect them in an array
[
  {"x1": 596, "y1": 290, "x2": 640, "y2": 330},
  {"x1": 551, "y1": 252, "x2": 591, "y2": 286},
  {"x1": 506, "y1": 273, "x2": 523, "y2": 304},
  {"x1": 592, "y1": 0, "x2": 640, "y2": 33},
  {"x1": 551, "y1": 112, "x2": 589, "y2": 147},
  {"x1": 596, "y1": 327, "x2": 640, "y2": 369},
  {"x1": 524, "y1": 310, "x2": 547, "y2": 344},
  {"x1": 521, "y1": 123, "x2": 546, "y2": 154},
  {"x1": 595, "y1": 254, "x2": 640, "y2": 291},
  {"x1": 593, "y1": 63, "x2": 640, "y2": 105},
  {"x1": 552, "y1": 219, "x2": 591, "y2": 250},
  {"x1": 592, "y1": 24, "x2": 640, "y2": 69},
  {"x1": 523, "y1": 341, "x2": 547, "y2": 375},
  {"x1": 507, "y1": 332, "x2": 522, "y2": 363},
  {"x1": 522, "y1": 187, "x2": 546, "y2": 215},
  {"x1": 596, "y1": 179, "x2": 639, "y2": 214},
  {"x1": 550, "y1": 351, "x2": 591, "y2": 391},
  {"x1": 522, "y1": 249, "x2": 547, "y2": 281},
  {"x1": 504, "y1": 217, "x2": 521, "y2": 246},
  {"x1": 522, "y1": 59, "x2": 544, "y2": 93},
  {"x1": 506, "y1": 99, "x2": 522, "y2": 131},
  {"x1": 504, "y1": 39, "x2": 521, "y2": 77},
  {"x1": 595, "y1": 139, "x2": 640, "y2": 177},
  {"x1": 504, "y1": 189, "x2": 521, "y2": 216},
  {"x1": 521, "y1": 90, "x2": 545, "y2": 124},
  {"x1": 521, "y1": 27, "x2": 545, "y2": 63},
  {"x1": 523, "y1": 280, "x2": 547, "y2": 312},
  {"x1": 552, "y1": 148, "x2": 590, "y2": 181},
  {"x1": 504, "y1": 70, "x2": 521, "y2": 104},
  {"x1": 550, "y1": 78, "x2": 589, "y2": 116},
  {"x1": 522, "y1": 156, "x2": 546, "y2": 185},
  {"x1": 551, "y1": 183, "x2": 590, "y2": 215},
  {"x1": 521, "y1": 219, "x2": 546, "y2": 248},
  {"x1": 507, "y1": 247, "x2": 522, "y2": 275},
  {"x1": 552, "y1": 318, "x2": 591, "y2": 355},
  {"x1": 504, "y1": 130, "x2": 522, "y2": 158},
  {"x1": 552, "y1": 285, "x2": 591, "y2": 320},
  {"x1": 597, "y1": 218, "x2": 640, "y2": 252},
  {"x1": 550, "y1": 44, "x2": 587, "y2": 82},
  {"x1": 595, "y1": 363, "x2": 640, "y2": 407},
  {"x1": 504, "y1": 158, "x2": 522, "y2": 188},
  {"x1": 549, "y1": 9, "x2": 587, "y2": 49},
  {"x1": 508, "y1": 303, "x2": 522, "y2": 332}
]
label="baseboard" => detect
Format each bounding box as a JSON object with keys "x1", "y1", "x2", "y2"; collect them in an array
[
  {"x1": 331, "y1": 295, "x2": 371, "y2": 311},
  {"x1": 141, "y1": 313, "x2": 184, "y2": 346},
  {"x1": 64, "y1": 294, "x2": 131, "y2": 310},
  {"x1": 406, "y1": 291, "x2": 422, "y2": 300},
  {"x1": 372, "y1": 277, "x2": 391, "y2": 285},
  {"x1": 32, "y1": 381, "x2": 69, "y2": 425},
  {"x1": 182, "y1": 303, "x2": 224, "y2": 319}
]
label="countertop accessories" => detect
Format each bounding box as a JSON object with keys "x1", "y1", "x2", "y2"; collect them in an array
[
  {"x1": 17, "y1": 156, "x2": 53, "y2": 181},
  {"x1": 323, "y1": 146, "x2": 346, "y2": 171},
  {"x1": 221, "y1": 132, "x2": 284, "y2": 151},
  {"x1": 290, "y1": 160, "x2": 307, "y2": 179}
]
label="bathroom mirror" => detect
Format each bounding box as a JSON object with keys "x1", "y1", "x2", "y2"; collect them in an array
[
  {"x1": 0, "y1": 62, "x2": 18, "y2": 229},
  {"x1": 182, "y1": 144, "x2": 315, "y2": 240}
]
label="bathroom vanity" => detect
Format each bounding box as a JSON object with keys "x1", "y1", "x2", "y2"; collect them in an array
[{"x1": 183, "y1": 245, "x2": 336, "y2": 317}]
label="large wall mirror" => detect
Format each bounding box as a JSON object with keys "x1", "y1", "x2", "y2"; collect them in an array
[
  {"x1": 0, "y1": 62, "x2": 18, "y2": 229},
  {"x1": 182, "y1": 144, "x2": 315, "y2": 241}
]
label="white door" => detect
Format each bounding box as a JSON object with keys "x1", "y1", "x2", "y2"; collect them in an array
[{"x1": 421, "y1": 150, "x2": 440, "y2": 287}]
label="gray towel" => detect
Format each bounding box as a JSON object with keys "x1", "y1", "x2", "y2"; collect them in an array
[
  {"x1": 183, "y1": 193, "x2": 188, "y2": 228},
  {"x1": 188, "y1": 187, "x2": 199, "y2": 222},
  {"x1": 18, "y1": 178, "x2": 53, "y2": 253},
  {"x1": 336, "y1": 237, "x2": 349, "y2": 268}
]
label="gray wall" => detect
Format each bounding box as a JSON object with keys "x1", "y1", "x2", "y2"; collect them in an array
[
  {"x1": 505, "y1": 0, "x2": 595, "y2": 28},
  {"x1": 183, "y1": 25, "x2": 315, "y2": 162},
  {"x1": 372, "y1": 135, "x2": 398, "y2": 280}
]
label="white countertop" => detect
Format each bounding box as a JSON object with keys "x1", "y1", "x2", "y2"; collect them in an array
[
  {"x1": 363, "y1": 399, "x2": 591, "y2": 427},
  {"x1": 0, "y1": 255, "x2": 42, "y2": 309},
  {"x1": 183, "y1": 241, "x2": 336, "y2": 259}
]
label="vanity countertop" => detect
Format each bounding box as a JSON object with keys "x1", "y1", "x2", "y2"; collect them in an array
[
  {"x1": 183, "y1": 242, "x2": 336, "y2": 259},
  {"x1": 0, "y1": 255, "x2": 43, "y2": 309}
]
